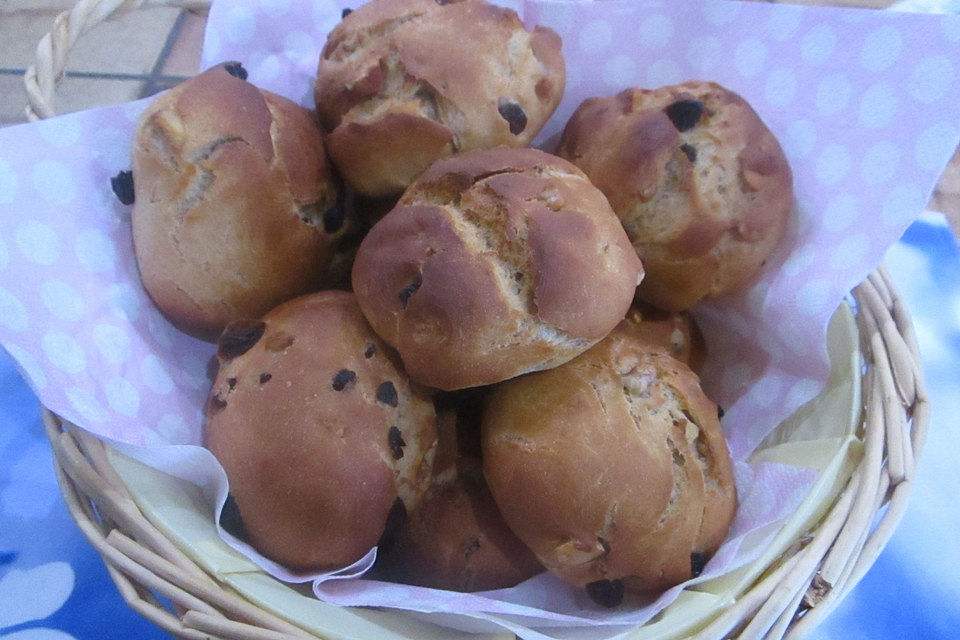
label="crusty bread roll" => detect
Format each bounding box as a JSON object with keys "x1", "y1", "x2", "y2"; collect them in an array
[
  {"x1": 557, "y1": 81, "x2": 792, "y2": 311},
  {"x1": 351, "y1": 146, "x2": 643, "y2": 391},
  {"x1": 315, "y1": 0, "x2": 564, "y2": 197},
  {"x1": 203, "y1": 291, "x2": 437, "y2": 571},
  {"x1": 131, "y1": 62, "x2": 340, "y2": 341},
  {"x1": 376, "y1": 392, "x2": 543, "y2": 591},
  {"x1": 482, "y1": 327, "x2": 736, "y2": 599},
  {"x1": 620, "y1": 302, "x2": 706, "y2": 373}
]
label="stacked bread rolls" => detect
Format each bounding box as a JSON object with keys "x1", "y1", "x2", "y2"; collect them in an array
[{"x1": 119, "y1": 0, "x2": 802, "y2": 606}]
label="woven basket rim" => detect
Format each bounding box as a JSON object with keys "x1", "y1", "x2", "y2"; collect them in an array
[{"x1": 25, "y1": 1, "x2": 930, "y2": 638}]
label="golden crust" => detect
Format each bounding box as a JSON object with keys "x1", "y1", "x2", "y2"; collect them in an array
[
  {"x1": 351, "y1": 147, "x2": 643, "y2": 391},
  {"x1": 131, "y1": 63, "x2": 339, "y2": 341},
  {"x1": 203, "y1": 291, "x2": 437, "y2": 571},
  {"x1": 557, "y1": 81, "x2": 793, "y2": 311},
  {"x1": 315, "y1": 0, "x2": 565, "y2": 196}
]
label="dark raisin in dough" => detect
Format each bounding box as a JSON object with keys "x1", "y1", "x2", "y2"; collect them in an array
[
  {"x1": 332, "y1": 369, "x2": 357, "y2": 391},
  {"x1": 377, "y1": 381, "x2": 399, "y2": 407},
  {"x1": 223, "y1": 62, "x2": 248, "y2": 80},
  {"x1": 680, "y1": 143, "x2": 697, "y2": 163},
  {"x1": 364, "y1": 344, "x2": 377, "y2": 358},
  {"x1": 586, "y1": 579, "x2": 624, "y2": 608},
  {"x1": 110, "y1": 170, "x2": 135, "y2": 205},
  {"x1": 399, "y1": 277, "x2": 422, "y2": 308},
  {"x1": 497, "y1": 99, "x2": 528, "y2": 135},
  {"x1": 388, "y1": 426, "x2": 406, "y2": 459},
  {"x1": 664, "y1": 99, "x2": 703, "y2": 132},
  {"x1": 217, "y1": 321, "x2": 266, "y2": 360},
  {"x1": 259, "y1": 373, "x2": 272, "y2": 384}
]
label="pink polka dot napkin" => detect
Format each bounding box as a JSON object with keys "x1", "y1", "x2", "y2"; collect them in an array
[{"x1": 0, "y1": 0, "x2": 958, "y2": 637}]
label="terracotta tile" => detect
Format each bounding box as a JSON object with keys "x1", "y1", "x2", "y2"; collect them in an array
[
  {"x1": 55, "y1": 76, "x2": 144, "y2": 115},
  {"x1": 0, "y1": 10, "x2": 61, "y2": 70},
  {"x1": 67, "y1": 6, "x2": 181, "y2": 75},
  {"x1": 162, "y1": 10, "x2": 208, "y2": 78},
  {"x1": 0, "y1": 74, "x2": 30, "y2": 128}
]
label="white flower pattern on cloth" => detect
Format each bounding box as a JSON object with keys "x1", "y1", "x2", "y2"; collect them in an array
[{"x1": 0, "y1": 562, "x2": 77, "y2": 640}]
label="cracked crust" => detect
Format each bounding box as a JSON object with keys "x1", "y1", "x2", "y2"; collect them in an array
[
  {"x1": 481, "y1": 327, "x2": 735, "y2": 593},
  {"x1": 351, "y1": 147, "x2": 643, "y2": 391},
  {"x1": 557, "y1": 81, "x2": 792, "y2": 311},
  {"x1": 203, "y1": 291, "x2": 437, "y2": 571},
  {"x1": 315, "y1": 0, "x2": 564, "y2": 196},
  {"x1": 131, "y1": 63, "x2": 340, "y2": 341}
]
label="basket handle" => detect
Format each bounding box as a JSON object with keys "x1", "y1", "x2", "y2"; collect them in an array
[{"x1": 24, "y1": 0, "x2": 212, "y2": 122}]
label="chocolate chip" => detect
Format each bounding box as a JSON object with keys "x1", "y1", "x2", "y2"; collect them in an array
[
  {"x1": 332, "y1": 369, "x2": 357, "y2": 391},
  {"x1": 364, "y1": 343, "x2": 377, "y2": 358},
  {"x1": 219, "y1": 494, "x2": 247, "y2": 538},
  {"x1": 208, "y1": 393, "x2": 228, "y2": 413},
  {"x1": 717, "y1": 406, "x2": 725, "y2": 419},
  {"x1": 497, "y1": 99, "x2": 527, "y2": 135},
  {"x1": 377, "y1": 497, "x2": 407, "y2": 553},
  {"x1": 322, "y1": 204, "x2": 346, "y2": 234},
  {"x1": 341, "y1": 7, "x2": 353, "y2": 17},
  {"x1": 399, "y1": 276, "x2": 422, "y2": 308},
  {"x1": 680, "y1": 143, "x2": 697, "y2": 163},
  {"x1": 227, "y1": 377, "x2": 237, "y2": 389},
  {"x1": 223, "y1": 62, "x2": 248, "y2": 81},
  {"x1": 388, "y1": 426, "x2": 405, "y2": 459},
  {"x1": 217, "y1": 320, "x2": 266, "y2": 360},
  {"x1": 664, "y1": 99, "x2": 704, "y2": 132},
  {"x1": 586, "y1": 579, "x2": 624, "y2": 608},
  {"x1": 110, "y1": 170, "x2": 135, "y2": 205},
  {"x1": 259, "y1": 372, "x2": 272, "y2": 384},
  {"x1": 377, "y1": 381, "x2": 399, "y2": 407},
  {"x1": 691, "y1": 551, "x2": 708, "y2": 578}
]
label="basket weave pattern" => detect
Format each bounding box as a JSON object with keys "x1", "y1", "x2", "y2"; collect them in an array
[{"x1": 28, "y1": 1, "x2": 929, "y2": 638}]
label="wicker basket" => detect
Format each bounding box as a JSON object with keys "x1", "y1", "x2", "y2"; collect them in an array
[{"x1": 26, "y1": 1, "x2": 929, "y2": 638}]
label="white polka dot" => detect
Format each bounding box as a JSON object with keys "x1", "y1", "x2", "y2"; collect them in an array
[
  {"x1": 703, "y1": 3, "x2": 741, "y2": 25},
  {"x1": 92, "y1": 127, "x2": 131, "y2": 171},
  {"x1": 881, "y1": 183, "x2": 924, "y2": 227},
  {"x1": 801, "y1": 24, "x2": 836, "y2": 66},
  {"x1": 312, "y1": 0, "x2": 339, "y2": 31},
  {"x1": 735, "y1": 39, "x2": 767, "y2": 78},
  {"x1": 822, "y1": 194, "x2": 859, "y2": 233},
  {"x1": 816, "y1": 145, "x2": 851, "y2": 185},
  {"x1": 765, "y1": 68, "x2": 798, "y2": 108},
  {"x1": 15, "y1": 220, "x2": 59, "y2": 266},
  {"x1": 251, "y1": 53, "x2": 282, "y2": 82},
  {"x1": 601, "y1": 55, "x2": 636, "y2": 88},
  {"x1": 777, "y1": 319, "x2": 809, "y2": 357},
  {"x1": 203, "y1": 26, "x2": 221, "y2": 61},
  {"x1": 796, "y1": 279, "x2": 832, "y2": 317},
  {"x1": 830, "y1": 233, "x2": 870, "y2": 271},
  {"x1": 915, "y1": 122, "x2": 960, "y2": 172},
  {"x1": 0, "y1": 158, "x2": 17, "y2": 204},
  {"x1": 639, "y1": 15, "x2": 673, "y2": 50},
  {"x1": 645, "y1": 60, "x2": 681, "y2": 88},
  {"x1": 687, "y1": 36, "x2": 722, "y2": 75},
  {"x1": 142, "y1": 354, "x2": 174, "y2": 395},
  {"x1": 36, "y1": 115, "x2": 82, "y2": 148},
  {"x1": 815, "y1": 74, "x2": 852, "y2": 116},
  {"x1": 909, "y1": 55, "x2": 954, "y2": 104},
  {"x1": 580, "y1": 19, "x2": 612, "y2": 54},
  {"x1": 860, "y1": 25, "x2": 902, "y2": 73},
  {"x1": 784, "y1": 120, "x2": 817, "y2": 159},
  {"x1": 782, "y1": 246, "x2": 815, "y2": 278},
  {"x1": 767, "y1": 4, "x2": 804, "y2": 41},
  {"x1": 32, "y1": 160, "x2": 76, "y2": 206},
  {"x1": 0, "y1": 287, "x2": 29, "y2": 332},
  {"x1": 283, "y1": 30, "x2": 317, "y2": 66},
  {"x1": 861, "y1": 141, "x2": 900, "y2": 186},
  {"x1": 943, "y1": 15, "x2": 960, "y2": 42},
  {"x1": 787, "y1": 378, "x2": 823, "y2": 409},
  {"x1": 107, "y1": 283, "x2": 143, "y2": 322},
  {"x1": 260, "y1": 0, "x2": 290, "y2": 16},
  {"x1": 105, "y1": 376, "x2": 140, "y2": 417},
  {"x1": 858, "y1": 83, "x2": 898, "y2": 129},
  {"x1": 41, "y1": 280, "x2": 85, "y2": 323},
  {"x1": 66, "y1": 387, "x2": 108, "y2": 424},
  {"x1": 4, "y1": 343, "x2": 47, "y2": 390},
  {"x1": 75, "y1": 229, "x2": 116, "y2": 273},
  {"x1": 158, "y1": 413, "x2": 192, "y2": 443},
  {"x1": 42, "y1": 331, "x2": 86, "y2": 375},
  {"x1": 224, "y1": 7, "x2": 256, "y2": 44},
  {"x1": 92, "y1": 323, "x2": 132, "y2": 365}
]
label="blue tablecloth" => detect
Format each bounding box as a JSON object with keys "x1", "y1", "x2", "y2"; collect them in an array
[{"x1": 2, "y1": 214, "x2": 959, "y2": 638}]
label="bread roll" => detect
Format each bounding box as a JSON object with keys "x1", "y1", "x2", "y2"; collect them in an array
[
  {"x1": 131, "y1": 62, "x2": 340, "y2": 341},
  {"x1": 557, "y1": 81, "x2": 792, "y2": 311},
  {"x1": 315, "y1": 0, "x2": 564, "y2": 196},
  {"x1": 620, "y1": 302, "x2": 706, "y2": 373},
  {"x1": 482, "y1": 327, "x2": 736, "y2": 598},
  {"x1": 203, "y1": 291, "x2": 437, "y2": 571},
  {"x1": 351, "y1": 146, "x2": 643, "y2": 391}
]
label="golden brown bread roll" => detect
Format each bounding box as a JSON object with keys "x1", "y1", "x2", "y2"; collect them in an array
[
  {"x1": 376, "y1": 394, "x2": 543, "y2": 591},
  {"x1": 131, "y1": 62, "x2": 340, "y2": 341},
  {"x1": 557, "y1": 81, "x2": 792, "y2": 311},
  {"x1": 482, "y1": 326, "x2": 736, "y2": 599},
  {"x1": 351, "y1": 146, "x2": 643, "y2": 391},
  {"x1": 315, "y1": 0, "x2": 564, "y2": 197},
  {"x1": 620, "y1": 302, "x2": 706, "y2": 373},
  {"x1": 203, "y1": 291, "x2": 437, "y2": 571}
]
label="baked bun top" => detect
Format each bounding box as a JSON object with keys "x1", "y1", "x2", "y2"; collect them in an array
[
  {"x1": 351, "y1": 146, "x2": 643, "y2": 391},
  {"x1": 315, "y1": 0, "x2": 564, "y2": 196},
  {"x1": 132, "y1": 62, "x2": 340, "y2": 340},
  {"x1": 557, "y1": 81, "x2": 792, "y2": 311}
]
